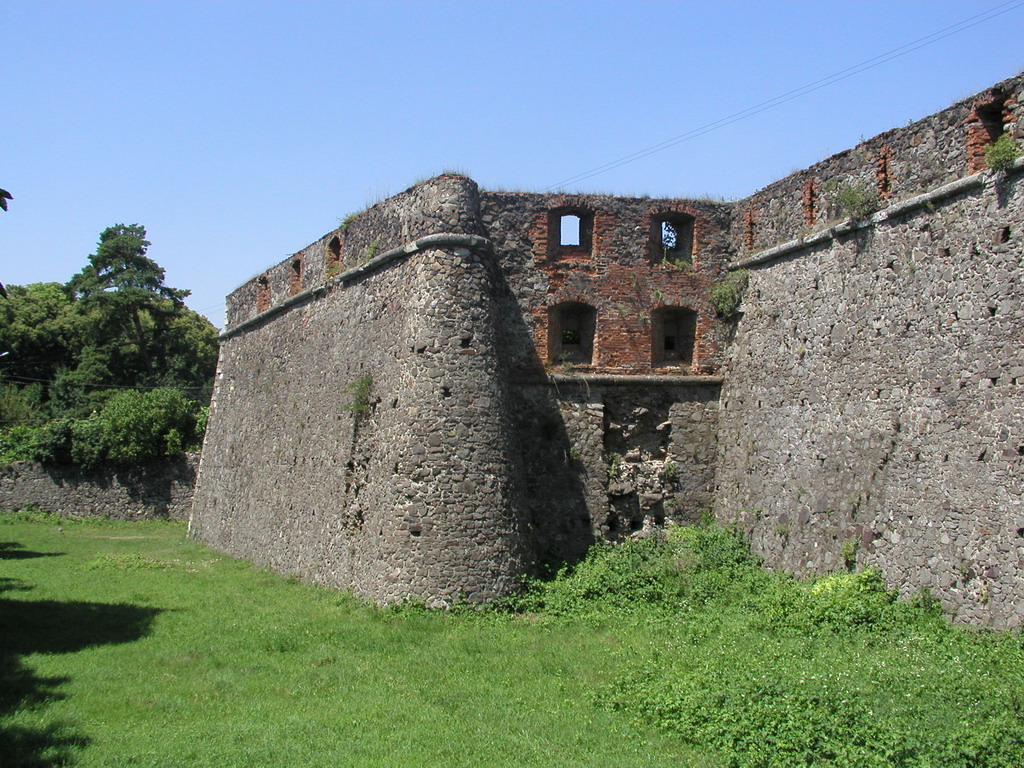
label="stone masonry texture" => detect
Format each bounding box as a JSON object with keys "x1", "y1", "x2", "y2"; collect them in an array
[
  {"x1": 2, "y1": 454, "x2": 197, "y2": 520},
  {"x1": 193, "y1": 73, "x2": 1024, "y2": 625}
]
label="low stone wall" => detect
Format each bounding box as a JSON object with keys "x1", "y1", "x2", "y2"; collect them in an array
[{"x1": 0, "y1": 454, "x2": 198, "y2": 520}]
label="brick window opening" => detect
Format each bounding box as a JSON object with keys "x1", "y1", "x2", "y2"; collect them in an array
[
  {"x1": 652, "y1": 307, "x2": 696, "y2": 367},
  {"x1": 326, "y1": 236, "x2": 341, "y2": 277},
  {"x1": 967, "y1": 92, "x2": 1011, "y2": 172},
  {"x1": 977, "y1": 98, "x2": 1008, "y2": 144},
  {"x1": 650, "y1": 214, "x2": 694, "y2": 264},
  {"x1": 548, "y1": 208, "x2": 593, "y2": 256},
  {"x1": 560, "y1": 214, "x2": 581, "y2": 246},
  {"x1": 548, "y1": 302, "x2": 596, "y2": 365},
  {"x1": 289, "y1": 258, "x2": 302, "y2": 296},
  {"x1": 256, "y1": 276, "x2": 270, "y2": 313}
]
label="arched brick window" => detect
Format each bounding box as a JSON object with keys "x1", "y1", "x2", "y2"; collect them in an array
[
  {"x1": 548, "y1": 207, "x2": 593, "y2": 257},
  {"x1": 548, "y1": 301, "x2": 597, "y2": 365},
  {"x1": 967, "y1": 91, "x2": 1012, "y2": 172},
  {"x1": 650, "y1": 213, "x2": 694, "y2": 264},
  {"x1": 651, "y1": 307, "x2": 696, "y2": 367},
  {"x1": 289, "y1": 257, "x2": 302, "y2": 296},
  {"x1": 326, "y1": 236, "x2": 341, "y2": 277},
  {"x1": 256, "y1": 276, "x2": 270, "y2": 313}
]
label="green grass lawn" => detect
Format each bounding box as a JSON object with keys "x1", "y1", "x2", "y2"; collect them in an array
[
  {"x1": 3, "y1": 513, "x2": 1024, "y2": 768},
  {"x1": 0, "y1": 513, "x2": 702, "y2": 768}
]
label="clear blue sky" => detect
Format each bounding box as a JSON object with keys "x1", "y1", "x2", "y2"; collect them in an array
[{"x1": 3, "y1": 1, "x2": 1023, "y2": 328}]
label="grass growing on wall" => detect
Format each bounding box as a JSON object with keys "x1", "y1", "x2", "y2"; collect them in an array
[{"x1": 2, "y1": 513, "x2": 1023, "y2": 768}]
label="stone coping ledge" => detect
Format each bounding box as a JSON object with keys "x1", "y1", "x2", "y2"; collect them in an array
[
  {"x1": 544, "y1": 373, "x2": 724, "y2": 386},
  {"x1": 729, "y1": 156, "x2": 1024, "y2": 271},
  {"x1": 221, "y1": 233, "x2": 494, "y2": 340}
]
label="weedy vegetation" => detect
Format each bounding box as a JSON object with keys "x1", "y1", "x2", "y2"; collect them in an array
[
  {"x1": 986, "y1": 132, "x2": 1022, "y2": 172},
  {"x1": 710, "y1": 270, "x2": 749, "y2": 319},
  {"x1": 2, "y1": 513, "x2": 1023, "y2": 768}
]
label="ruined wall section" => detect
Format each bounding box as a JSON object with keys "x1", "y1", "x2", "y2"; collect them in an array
[
  {"x1": 480, "y1": 191, "x2": 735, "y2": 376},
  {"x1": 733, "y1": 74, "x2": 1023, "y2": 256},
  {"x1": 510, "y1": 380, "x2": 720, "y2": 569},
  {"x1": 716, "y1": 169, "x2": 1024, "y2": 627},
  {"x1": 193, "y1": 175, "x2": 531, "y2": 605}
]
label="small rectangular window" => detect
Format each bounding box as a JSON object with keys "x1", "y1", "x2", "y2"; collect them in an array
[
  {"x1": 289, "y1": 258, "x2": 302, "y2": 296},
  {"x1": 650, "y1": 213, "x2": 694, "y2": 264},
  {"x1": 560, "y1": 214, "x2": 581, "y2": 246}
]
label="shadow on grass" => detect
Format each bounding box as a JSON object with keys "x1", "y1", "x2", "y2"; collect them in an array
[
  {"x1": 0, "y1": 542, "x2": 65, "y2": 560},
  {"x1": 1, "y1": 570, "x2": 162, "y2": 767}
]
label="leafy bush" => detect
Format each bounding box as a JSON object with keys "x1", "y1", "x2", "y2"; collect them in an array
[
  {"x1": 508, "y1": 523, "x2": 1024, "y2": 767},
  {"x1": 0, "y1": 388, "x2": 205, "y2": 468},
  {"x1": 834, "y1": 183, "x2": 879, "y2": 220},
  {"x1": 0, "y1": 424, "x2": 45, "y2": 464},
  {"x1": 710, "y1": 270, "x2": 749, "y2": 319},
  {"x1": 31, "y1": 417, "x2": 76, "y2": 465},
  {"x1": 508, "y1": 524, "x2": 764, "y2": 617},
  {"x1": 986, "y1": 132, "x2": 1022, "y2": 171},
  {"x1": 342, "y1": 374, "x2": 373, "y2": 414},
  {"x1": 0, "y1": 380, "x2": 43, "y2": 424},
  {"x1": 68, "y1": 388, "x2": 200, "y2": 469}
]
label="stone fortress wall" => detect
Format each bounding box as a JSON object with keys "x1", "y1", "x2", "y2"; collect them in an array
[
  {"x1": 717, "y1": 76, "x2": 1024, "y2": 627},
  {"x1": 192, "y1": 72, "x2": 1024, "y2": 623}
]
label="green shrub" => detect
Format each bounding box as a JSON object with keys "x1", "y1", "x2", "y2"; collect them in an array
[
  {"x1": 835, "y1": 183, "x2": 879, "y2": 220},
  {"x1": 0, "y1": 424, "x2": 44, "y2": 464},
  {"x1": 986, "y1": 132, "x2": 1022, "y2": 171},
  {"x1": 0, "y1": 380, "x2": 43, "y2": 424},
  {"x1": 68, "y1": 388, "x2": 201, "y2": 469},
  {"x1": 508, "y1": 524, "x2": 764, "y2": 617},
  {"x1": 574, "y1": 527, "x2": 1024, "y2": 768},
  {"x1": 710, "y1": 270, "x2": 749, "y2": 319},
  {"x1": 341, "y1": 374, "x2": 373, "y2": 414},
  {"x1": 508, "y1": 537, "x2": 675, "y2": 616},
  {"x1": 30, "y1": 417, "x2": 77, "y2": 465}
]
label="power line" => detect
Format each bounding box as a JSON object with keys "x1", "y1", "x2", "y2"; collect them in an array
[
  {"x1": 2, "y1": 373, "x2": 209, "y2": 393},
  {"x1": 545, "y1": 0, "x2": 1024, "y2": 192}
]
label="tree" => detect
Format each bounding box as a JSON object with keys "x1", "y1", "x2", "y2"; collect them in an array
[
  {"x1": 0, "y1": 225, "x2": 218, "y2": 460},
  {"x1": 67, "y1": 225, "x2": 190, "y2": 381}
]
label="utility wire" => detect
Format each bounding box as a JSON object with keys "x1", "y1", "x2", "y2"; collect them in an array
[
  {"x1": 545, "y1": 0, "x2": 1024, "y2": 192},
  {"x1": 2, "y1": 373, "x2": 209, "y2": 393}
]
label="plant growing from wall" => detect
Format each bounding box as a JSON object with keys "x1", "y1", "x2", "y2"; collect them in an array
[
  {"x1": 342, "y1": 374, "x2": 373, "y2": 415},
  {"x1": 605, "y1": 451, "x2": 623, "y2": 482},
  {"x1": 710, "y1": 269, "x2": 748, "y2": 319},
  {"x1": 841, "y1": 538, "x2": 859, "y2": 571},
  {"x1": 834, "y1": 183, "x2": 879, "y2": 220},
  {"x1": 986, "y1": 133, "x2": 1022, "y2": 171},
  {"x1": 660, "y1": 256, "x2": 691, "y2": 272}
]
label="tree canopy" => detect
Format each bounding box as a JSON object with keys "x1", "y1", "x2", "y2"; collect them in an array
[{"x1": 0, "y1": 224, "x2": 218, "y2": 464}]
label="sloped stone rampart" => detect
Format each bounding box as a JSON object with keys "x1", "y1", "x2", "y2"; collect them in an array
[{"x1": 717, "y1": 169, "x2": 1024, "y2": 626}]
